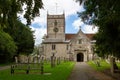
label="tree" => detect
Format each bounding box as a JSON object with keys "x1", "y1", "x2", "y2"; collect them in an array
[
  {"x1": 0, "y1": 0, "x2": 43, "y2": 63},
  {"x1": 4, "y1": 20, "x2": 34, "y2": 56},
  {"x1": 0, "y1": 0, "x2": 43, "y2": 28},
  {"x1": 76, "y1": 0, "x2": 120, "y2": 58},
  {"x1": 0, "y1": 30, "x2": 17, "y2": 63}
]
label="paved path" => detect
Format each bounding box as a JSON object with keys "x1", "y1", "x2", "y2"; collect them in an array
[
  {"x1": 68, "y1": 62, "x2": 115, "y2": 80},
  {"x1": 0, "y1": 66, "x2": 10, "y2": 70}
]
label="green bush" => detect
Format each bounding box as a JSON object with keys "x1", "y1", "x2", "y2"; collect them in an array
[{"x1": 0, "y1": 30, "x2": 17, "y2": 63}]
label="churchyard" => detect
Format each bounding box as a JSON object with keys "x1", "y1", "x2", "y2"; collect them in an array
[
  {"x1": 0, "y1": 58, "x2": 75, "y2": 80},
  {"x1": 88, "y1": 59, "x2": 120, "y2": 80},
  {"x1": 88, "y1": 60, "x2": 120, "y2": 71},
  {"x1": 0, "y1": 57, "x2": 120, "y2": 80}
]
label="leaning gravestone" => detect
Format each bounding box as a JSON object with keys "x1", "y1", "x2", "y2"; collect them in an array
[{"x1": 96, "y1": 60, "x2": 101, "y2": 67}]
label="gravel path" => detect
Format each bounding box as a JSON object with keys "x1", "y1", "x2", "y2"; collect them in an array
[
  {"x1": 0, "y1": 66, "x2": 10, "y2": 70},
  {"x1": 68, "y1": 62, "x2": 115, "y2": 80}
]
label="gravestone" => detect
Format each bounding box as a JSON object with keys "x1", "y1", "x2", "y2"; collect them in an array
[
  {"x1": 15, "y1": 56, "x2": 18, "y2": 63},
  {"x1": 57, "y1": 57, "x2": 60, "y2": 65},
  {"x1": 96, "y1": 60, "x2": 100, "y2": 67},
  {"x1": 51, "y1": 55, "x2": 56, "y2": 68}
]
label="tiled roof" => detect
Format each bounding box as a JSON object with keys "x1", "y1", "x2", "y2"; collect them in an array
[
  {"x1": 65, "y1": 34, "x2": 76, "y2": 40},
  {"x1": 65, "y1": 34, "x2": 95, "y2": 40},
  {"x1": 85, "y1": 34, "x2": 95, "y2": 40}
]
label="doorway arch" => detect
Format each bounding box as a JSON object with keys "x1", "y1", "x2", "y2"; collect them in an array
[{"x1": 77, "y1": 53, "x2": 84, "y2": 62}]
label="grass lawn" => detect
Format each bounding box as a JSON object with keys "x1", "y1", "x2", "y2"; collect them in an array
[
  {"x1": 0, "y1": 62, "x2": 75, "y2": 80},
  {"x1": 87, "y1": 60, "x2": 110, "y2": 71},
  {"x1": 116, "y1": 62, "x2": 120, "y2": 68},
  {"x1": 88, "y1": 60, "x2": 120, "y2": 71}
]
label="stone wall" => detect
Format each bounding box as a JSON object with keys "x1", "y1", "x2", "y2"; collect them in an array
[{"x1": 43, "y1": 43, "x2": 69, "y2": 59}]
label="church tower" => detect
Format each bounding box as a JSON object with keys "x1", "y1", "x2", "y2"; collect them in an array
[
  {"x1": 42, "y1": 13, "x2": 94, "y2": 61},
  {"x1": 47, "y1": 13, "x2": 65, "y2": 41}
]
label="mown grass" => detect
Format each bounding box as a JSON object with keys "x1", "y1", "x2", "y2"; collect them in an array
[
  {"x1": 0, "y1": 62, "x2": 75, "y2": 80},
  {"x1": 116, "y1": 62, "x2": 120, "y2": 68},
  {"x1": 87, "y1": 60, "x2": 110, "y2": 71},
  {"x1": 88, "y1": 60, "x2": 120, "y2": 71}
]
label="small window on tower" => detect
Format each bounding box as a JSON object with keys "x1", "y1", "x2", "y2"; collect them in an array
[
  {"x1": 66, "y1": 45, "x2": 69, "y2": 50},
  {"x1": 52, "y1": 44, "x2": 56, "y2": 50}
]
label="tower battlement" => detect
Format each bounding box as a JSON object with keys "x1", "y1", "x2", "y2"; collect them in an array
[{"x1": 47, "y1": 13, "x2": 65, "y2": 19}]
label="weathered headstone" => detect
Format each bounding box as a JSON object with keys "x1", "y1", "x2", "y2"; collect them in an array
[
  {"x1": 51, "y1": 55, "x2": 56, "y2": 68},
  {"x1": 57, "y1": 57, "x2": 60, "y2": 65},
  {"x1": 15, "y1": 56, "x2": 18, "y2": 63},
  {"x1": 96, "y1": 60, "x2": 100, "y2": 67}
]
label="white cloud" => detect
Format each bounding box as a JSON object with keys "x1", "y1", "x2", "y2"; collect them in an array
[
  {"x1": 82, "y1": 25, "x2": 98, "y2": 33},
  {"x1": 72, "y1": 18, "x2": 84, "y2": 29},
  {"x1": 30, "y1": 26, "x2": 47, "y2": 45},
  {"x1": 32, "y1": 9, "x2": 47, "y2": 27},
  {"x1": 43, "y1": 0, "x2": 84, "y2": 17},
  {"x1": 72, "y1": 18, "x2": 98, "y2": 33}
]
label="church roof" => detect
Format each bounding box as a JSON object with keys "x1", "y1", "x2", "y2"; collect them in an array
[
  {"x1": 65, "y1": 34, "x2": 76, "y2": 40},
  {"x1": 65, "y1": 33, "x2": 95, "y2": 40},
  {"x1": 85, "y1": 34, "x2": 95, "y2": 40}
]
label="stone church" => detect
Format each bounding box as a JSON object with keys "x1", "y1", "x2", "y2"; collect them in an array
[{"x1": 42, "y1": 13, "x2": 95, "y2": 62}]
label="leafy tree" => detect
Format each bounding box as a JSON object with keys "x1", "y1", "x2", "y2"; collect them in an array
[
  {"x1": 0, "y1": 0, "x2": 42, "y2": 63},
  {"x1": 76, "y1": 0, "x2": 120, "y2": 58},
  {"x1": 4, "y1": 20, "x2": 34, "y2": 56},
  {"x1": 0, "y1": 30, "x2": 17, "y2": 63},
  {"x1": 0, "y1": 0, "x2": 43, "y2": 28}
]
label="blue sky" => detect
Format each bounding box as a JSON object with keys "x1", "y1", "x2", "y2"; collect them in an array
[
  {"x1": 20, "y1": 0, "x2": 98, "y2": 45},
  {"x1": 66, "y1": 15, "x2": 79, "y2": 33}
]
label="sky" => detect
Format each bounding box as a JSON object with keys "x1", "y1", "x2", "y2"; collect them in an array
[{"x1": 20, "y1": 0, "x2": 98, "y2": 45}]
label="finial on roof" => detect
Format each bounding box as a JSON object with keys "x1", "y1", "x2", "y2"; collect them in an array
[{"x1": 79, "y1": 26, "x2": 82, "y2": 30}]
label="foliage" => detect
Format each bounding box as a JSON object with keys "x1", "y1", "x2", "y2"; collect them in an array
[
  {"x1": 0, "y1": 30, "x2": 17, "y2": 63},
  {"x1": 0, "y1": 0, "x2": 42, "y2": 63},
  {"x1": 76, "y1": 0, "x2": 120, "y2": 58},
  {"x1": 0, "y1": 62, "x2": 75, "y2": 80},
  {"x1": 117, "y1": 62, "x2": 120, "y2": 68},
  {"x1": 0, "y1": 0, "x2": 43, "y2": 27},
  {"x1": 4, "y1": 20, "x2": 35, "y2": 55}
]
